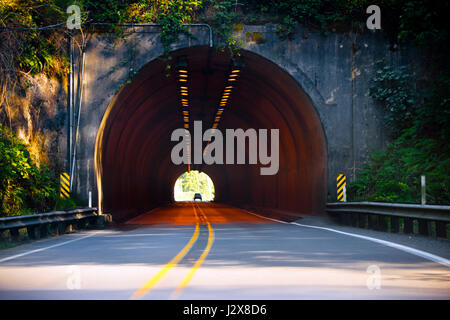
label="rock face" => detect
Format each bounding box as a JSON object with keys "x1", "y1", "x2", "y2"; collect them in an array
[{"x1": 1, "y1": 72, "x2": 67, "y2": 168}]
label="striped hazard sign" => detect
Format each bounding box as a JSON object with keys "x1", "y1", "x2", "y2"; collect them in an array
[
  {"x1": 336, "y1": 174, "x2": 346, "y2": 202},
  {"x1": 60, "y1": 172, "x2": 71, "y2": 199}
]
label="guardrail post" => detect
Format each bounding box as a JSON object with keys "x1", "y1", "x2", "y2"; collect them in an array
[
  {"x1": 65, "y1": 222, "x2": 73, "y2": 233},
  {"x1": 418, "y1": 219, "x2": 429, "y2": 236},
  {"x1": 358, "y1": 214, "x2": 367, "y2": 228},
  {"x1": 77, "y1": 218, "x2": 87, "y2": 229},
  {"x1": 40, "y1": 224, "x2": 49, "y2": 238},
  {"x1": 368, "y1": 214, "x2": 376, "y2": 229},
  {"x1": 10, "y1": 228, "x2": 20, "y2": 242},
  {"x1": 390, "y1": 216, "x2": 399, "y2": 233},
  {"x1": 378, "y1": 216, "x2": 388, "y2": 231},
  {"x1": 27, "y1": 226, "x2": 40, "y2": 240},
  {"x1": 403, "y1": 218, "x2": 414, "y2": 234},
  {"x1": 436, "y1": 221, "x2": 447, "y2": 238},
  {"x1": 50, "y1": 222, "x2": 63, "y2": 236},
  {"x1": 342, "y1": 212, "x2": 351, "y2": 225},
  {"x1": 350, "y1": 213, "x2": 358, "y2": 227}
]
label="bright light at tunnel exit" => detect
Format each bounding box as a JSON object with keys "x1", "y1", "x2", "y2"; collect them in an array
[{"x1": 174, "y1": 170, "x2": 215, "y2": 202}]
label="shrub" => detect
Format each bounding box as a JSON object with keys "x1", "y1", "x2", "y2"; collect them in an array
[{"x1": 0, "y1": 125, "x2": 58, "y2": 216}]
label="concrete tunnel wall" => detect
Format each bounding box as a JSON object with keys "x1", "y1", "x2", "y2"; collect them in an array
[
  {"x1": 95, "y1": 46, "x2": 327, "y2": 222},
  {"x1": 67, "y1": 25, "x2": 419, "y2": 221}
]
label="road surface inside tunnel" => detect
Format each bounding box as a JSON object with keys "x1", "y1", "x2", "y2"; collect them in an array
[{"x1": 0, "y1": 203, "x2": 449, "y2": 299}]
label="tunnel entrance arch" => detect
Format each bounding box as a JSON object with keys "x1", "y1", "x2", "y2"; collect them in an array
[{"x1": 95, "y1": 46, "x2": 327, "y2": 222}]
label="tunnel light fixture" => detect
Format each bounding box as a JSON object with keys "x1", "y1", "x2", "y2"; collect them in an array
[
  {"x1": 176, "y1": 58, "x2": 192, "y2": 170},
  {"x1": 206, "y1": 62, "x2": 243, "y2": 137}
]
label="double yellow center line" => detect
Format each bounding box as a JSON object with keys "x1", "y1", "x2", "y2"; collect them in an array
[{"x1": 131, "y1": 203, "x2": 214, "y2": 299}]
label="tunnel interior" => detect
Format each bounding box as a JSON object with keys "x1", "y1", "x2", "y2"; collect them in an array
[{"x1": 95, "y1": 46, "x2": 327, "y2": 222}]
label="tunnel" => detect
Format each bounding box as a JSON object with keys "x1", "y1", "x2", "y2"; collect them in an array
[{"x1": 95, "y1": 46, "x2": 327, "y2": 222}]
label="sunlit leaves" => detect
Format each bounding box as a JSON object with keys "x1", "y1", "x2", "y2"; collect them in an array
[{"x1": 0, "y1": 125, "x2": 58, "y2": 216}]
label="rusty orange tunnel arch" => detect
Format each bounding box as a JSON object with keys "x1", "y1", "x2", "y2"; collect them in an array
[{"x1": 95, "y1": 46, "x2": 327, "y2": 222}]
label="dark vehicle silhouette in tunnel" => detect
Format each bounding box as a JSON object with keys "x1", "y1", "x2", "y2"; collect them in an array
[{"x1": 193, "y1": 193, "x2": 202, "y2": 201}]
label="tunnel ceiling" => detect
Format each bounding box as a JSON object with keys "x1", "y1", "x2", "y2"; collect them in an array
[{"x1": 96, "y1": 46, "x2": 327, "y2": 222}]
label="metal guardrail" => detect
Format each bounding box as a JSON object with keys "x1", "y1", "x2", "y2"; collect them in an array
[
  {"x1": 326, "y1": 202, "x2": 450, "y2": 238},
  {"x1": 0, "y1": 208, "x2": 100, "y2": 241}
]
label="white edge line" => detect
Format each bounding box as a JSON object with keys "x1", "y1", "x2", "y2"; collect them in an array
[
  {"x1": 0, "y1": 232, "x2": 100, "y2": 263},
  {"x1": 242, "y1": 208, "x2": 450, "y2": 268}
]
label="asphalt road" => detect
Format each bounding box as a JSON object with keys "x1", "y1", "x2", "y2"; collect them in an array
[{"x1": 0, "y1": 202, "x2": 449, "y2": 299}]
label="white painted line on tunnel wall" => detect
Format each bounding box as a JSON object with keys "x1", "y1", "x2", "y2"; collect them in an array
[
  {"x1": 241, "y1": 208, "x2": 450, "y2": 268},
  {"x1": 0, "y1": 232, "x2": 100, "y2": 264}
]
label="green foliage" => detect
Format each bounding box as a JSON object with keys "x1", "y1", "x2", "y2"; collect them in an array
[
  {"x1": 175, "y1": 170, "x2": 215, "y2": 201},
  {"x1": 370, "y1": 63, "x2": 417, "y2": 136},
  {"x1": 397, "y1": 0, "x2": 450, "y2": 48},
  {"x1": 0, "y1": 125, "x2": 58, "y2": 216},
  {"x1": 350, "y1": 59, "x2": 450, "y2": 204},
  {"x1": 0, "y1": 0, "x2": 69, "y2": 76},
  {"x1": 19, "y1": 34, "x2": 66, "y2": 75},
  {"x1": 82, "y1": 0, "x2": 202, "y2": 55},
  {"x1": 348, "y1": 129, "x2": 450, "y2": 204},
  {"x1": 207, "y1": 1, "x2": 235, "y2": 42}
]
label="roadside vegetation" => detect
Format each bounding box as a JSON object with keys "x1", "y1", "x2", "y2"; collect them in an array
[{"x1": 347, "y1": 1, "x2": 450, "y2": 204}]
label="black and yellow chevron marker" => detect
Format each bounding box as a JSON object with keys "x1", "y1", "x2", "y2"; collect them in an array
[
  {"x1": 60, "y1": 172, "x2": 71, "y2": 199},
  {"x1": 336, "y1": 174, "x2": 346, "y2": 202}
]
